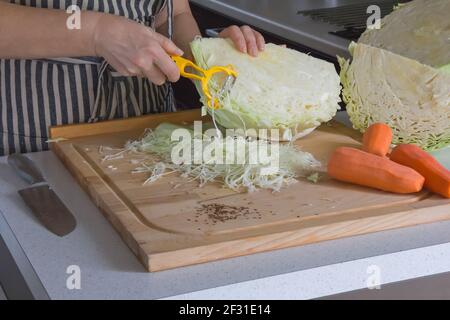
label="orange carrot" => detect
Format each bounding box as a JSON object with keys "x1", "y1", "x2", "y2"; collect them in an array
[
  {"x1": 390, "y1": 144, "x2": 450, "y2": 198},
  {"x1": 362, "y1": 123, "x2": 393, "y2": 157},
  {"x1": 328, "y1": 147, "x2": 424, "y2": 194}
]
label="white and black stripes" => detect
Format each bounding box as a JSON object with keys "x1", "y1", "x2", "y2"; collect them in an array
[
  {"x1": 0, "y1": 59, "x2": 48, "y2": 153},
  {"x1": 167, "y1": 0, "x2": 174, "y2": 40},
  {"x1": 165, "y1": 0, "x2": 175, "y2": 114},
  {"x1": 12, "y1": 0, "x2": 164, "y2": 18},
  {"x1": 0, "y1": 0, "x2": 175, "y2": 155}
]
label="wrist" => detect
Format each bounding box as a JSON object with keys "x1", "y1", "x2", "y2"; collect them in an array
[
  {"x1": 88, "y1": 11, "x2": 107, "y2": 57},
  {"x1": 73, "y1": 10, "x2": 105, "y2": 57}
]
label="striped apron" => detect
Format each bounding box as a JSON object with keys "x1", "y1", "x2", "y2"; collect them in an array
[{"x1": 0, "y1": 0, "x2": 176, "y2": 156}]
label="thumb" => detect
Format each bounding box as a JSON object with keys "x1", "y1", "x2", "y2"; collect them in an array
[{"x1": 153, "y1": 33, "x2": 184, "y2": 56}]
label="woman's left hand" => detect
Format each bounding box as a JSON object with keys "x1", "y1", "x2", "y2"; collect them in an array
[{"x1": 219, "y1": 25, "x2": 265, "y2": 57}]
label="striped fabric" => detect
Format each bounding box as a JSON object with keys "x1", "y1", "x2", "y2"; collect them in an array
[{"x1": 0, "y1": 0, "x2": 175, "y2": 155}]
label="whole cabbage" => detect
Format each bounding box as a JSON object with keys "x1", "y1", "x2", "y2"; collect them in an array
[
  {"x1": 191, "y1": 38, "x2": 341, "y2": 141},
  {"x1": 340, "y1": 0, "x2": 450, "y2": 151}
]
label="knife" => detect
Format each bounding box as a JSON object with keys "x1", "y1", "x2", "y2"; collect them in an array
[{"x1": 8, "y1": 153, "x2": 76, "y2": 237}]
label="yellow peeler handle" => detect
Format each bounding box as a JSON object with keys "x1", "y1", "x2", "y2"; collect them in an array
[
  {"x1": 171, "y1": 55, "x2": 237, "y2": 110},
  {"x1": 171, "y1": 55, "x2": 205, "y2": 82}
]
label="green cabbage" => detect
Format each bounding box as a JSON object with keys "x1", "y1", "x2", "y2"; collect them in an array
[
  {"x1": 340, "y1": 0, "x2": 450, "y2": 151},
  {"x1": 190, "y1": 38, "x2": 341, "y2": 141}
]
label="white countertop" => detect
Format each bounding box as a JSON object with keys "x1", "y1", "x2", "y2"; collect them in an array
[{"x1": 1, "y1": 112, "x2": 450, "y2": 300}]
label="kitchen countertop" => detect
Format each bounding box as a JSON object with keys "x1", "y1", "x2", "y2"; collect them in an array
[
  {"x1": 1, "y1": 112, "x2": 450, "y2": 300},
  {"x1": 190, "y1": 0, "x2": 351, "y2": 58}
]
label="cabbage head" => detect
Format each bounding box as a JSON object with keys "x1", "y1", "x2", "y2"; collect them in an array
[
  {"x1": 191, "y1": 38, "x2": 341, "y2": 141},
  {"x1": 340, "y1": 0, "x2": 450, "y2": 151}
]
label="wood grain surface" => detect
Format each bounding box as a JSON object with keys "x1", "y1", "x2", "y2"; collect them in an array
[{"x1": 50, "y1": 110, "x2": 450, "y2": 271}]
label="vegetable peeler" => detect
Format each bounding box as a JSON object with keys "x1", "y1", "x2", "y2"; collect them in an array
[{"x1": 172, "y1": 55, "x2": 237, "y2": 110}]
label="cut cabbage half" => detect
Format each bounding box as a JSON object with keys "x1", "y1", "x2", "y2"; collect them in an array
[
  {"x1": 340, "y1": 0, "x2": 450, "y2": 151},
  {"x1": 191, "y1": 38, "x2": 341, "y2": 141}
]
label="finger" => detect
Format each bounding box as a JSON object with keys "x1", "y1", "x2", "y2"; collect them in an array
[
  {"x1": 133, "y1": 47, "x2": 180, "y2": 83},
  {"x1": 106, "y1": 52, "x2": 144, "y2": 77},
  {"x1": 153, "y1": 32, "x2": 184, "y2": 56},
  {"x1": 240, "y1": 25, "x2": 258, "y2": 57},
  {"x1": 254, "y1": 30, "x2": 265, "y2": 51},
  {"x1": 132, "y1": 52, "x2": 166, "y2": 85},
  {"x1": 151, "y1": 46, "x2": 180, "y2": 82},
  {"x1": 121, "y1": 59, "x2": 143, "y2": 76},
  {"x1": 106, "y1": 55, "x2": 133, "y2": 76},
  {"x1": 142, "y1": 64, "x2": 167, "y2": 86},
  {"x1": 220, "y1": 25, "x2": 247, "y2": 53}
]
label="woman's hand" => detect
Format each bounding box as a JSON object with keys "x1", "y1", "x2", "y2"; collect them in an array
[
  {"x1": 93, "y1": 14, "x2": 183, "y2": 85},
  {"x1": 219, "y1": 25, "x2": 265, "y2": 57}
]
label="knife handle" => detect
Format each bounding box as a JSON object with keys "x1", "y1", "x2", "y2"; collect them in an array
[{"x1": 8, "y1": 154, "x2": 46, "y2": 185}]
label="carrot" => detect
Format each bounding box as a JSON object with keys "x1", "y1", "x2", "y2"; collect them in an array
[
  {"x1": 328, "y1": 147, "x2": 424, "y2": 194},
  {"x1": 390, "y1": 144, "x2": 450, "y2": 198},
  {"x1": 362, "y1": 123, "x2": 393, "y2": 157}
]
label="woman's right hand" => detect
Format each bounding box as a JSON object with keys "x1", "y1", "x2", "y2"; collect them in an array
[{"x1": 93, "y1": 14, "x2": 183, "y2": 85}]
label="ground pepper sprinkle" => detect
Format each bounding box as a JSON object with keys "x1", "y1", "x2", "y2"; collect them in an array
[{"x1": 195, "y1": 203, "x2": 262, "y2": 224}]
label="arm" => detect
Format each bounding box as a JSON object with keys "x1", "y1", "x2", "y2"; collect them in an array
[
  {"x1": 155, "y1": 0, "x2": 200, "y2": 60},
  {"x1": 0, "y1": 2, "x2": 183, "y2": 84},
  {"x1": 0, "y1": 2, "x2": 98, "y2": 59},
  {"x1": 155, "y1": 0, "x2": 265, "y2": 59}
]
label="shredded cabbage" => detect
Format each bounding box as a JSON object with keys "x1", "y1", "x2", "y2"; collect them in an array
[
  {"x1": 339, "y1": 0, "x2": 450, "y2": 151},
  {"x1": 123, "y1": 123, "x2": 321, "y2": 193},
  {"x1": 190, "y1": 38, "x2": 341, "y2": 141}
]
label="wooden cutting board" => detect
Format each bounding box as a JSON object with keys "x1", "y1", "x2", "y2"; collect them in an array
[{"x1": 50, "y1": 109, "x2": 450, "y2": 272}]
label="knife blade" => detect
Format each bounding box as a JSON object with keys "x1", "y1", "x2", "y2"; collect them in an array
[{"x1": 8, "y1": 154, "x2": 76, "y2": 237}]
